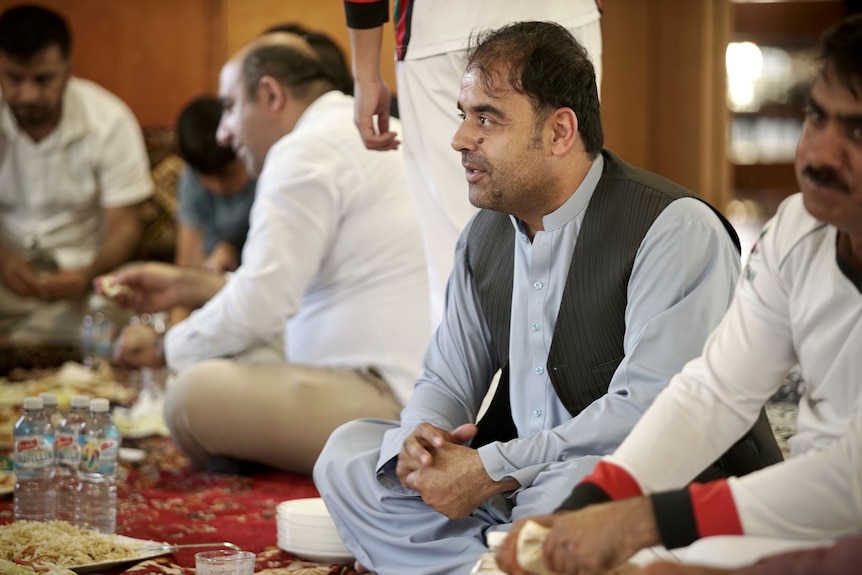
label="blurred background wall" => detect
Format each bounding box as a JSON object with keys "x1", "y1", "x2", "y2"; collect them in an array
[{"x1": 0, "y1": 0, "x2": 854, "y2": 231}]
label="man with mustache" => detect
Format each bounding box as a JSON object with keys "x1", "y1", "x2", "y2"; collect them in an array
[
  {"x1": 497, "y1": 13, "x2": 862, "y2": 575},
  {"x1": 314, "y1": 21, "x2": 782, "y2": 575},
  {"x1": 0, "y1": 5, "x2": 152, "y2": 344}
]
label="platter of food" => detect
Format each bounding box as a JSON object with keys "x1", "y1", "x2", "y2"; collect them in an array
[
  {"x1": 0, "y1": 362, "x2": 136, "y2": 449},
  {"x1": 0, "y1": 521, "x2": 170, "y2": 574},
  {"x1": 0, "y1": 362, "x2": 135, "y2": 408}
]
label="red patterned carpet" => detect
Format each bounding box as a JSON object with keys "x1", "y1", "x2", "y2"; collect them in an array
[{"x1": 1, "y1": 436, "x2": 357, "y2": 575}]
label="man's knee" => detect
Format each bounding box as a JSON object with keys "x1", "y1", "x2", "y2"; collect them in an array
[
  {"x1": 163, "y1": 360, "x2": 230, "y2": 429},
  {"x1": 313, "y1": 419, "x2": 389, "y2": 486}
]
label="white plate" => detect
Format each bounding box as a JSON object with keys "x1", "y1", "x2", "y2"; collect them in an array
[
  {"x1": 277, "y1": 517, "x2": 343, "y2": 544},
  {"x1": 276, "y1": 497, "x2": 332, "y2": 518},
  {"x1": 278, "y1": 534, "x2": 348, "y2": 551},
  {"x1": 277, "y1": 542, "x2": 353, "y2": 565},
  {"x1": 0, "y1": 471, "x2": 14, "y2": 497},
  {"x1": 119, "y1": 447, "x2": 146, "y2": 463},
  {"x1": 69, "y1": 534, "x2": 172, "y2": 573}
]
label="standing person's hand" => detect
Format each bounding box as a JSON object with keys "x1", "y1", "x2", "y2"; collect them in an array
[
  {"x1": 112, "y1": 323, "x2": 165, "y2": 369},
  {"x1": 353, "y1": 76, "x2": 400, "y2": 151}
]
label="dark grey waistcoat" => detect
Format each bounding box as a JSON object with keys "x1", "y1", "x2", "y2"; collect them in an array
[{"x1": 467, "y1": 150, "x2": 781, "y2": 481}]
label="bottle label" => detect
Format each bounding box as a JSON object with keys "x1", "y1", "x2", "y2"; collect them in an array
[
  {"x1": 81, "y1": 437, "x2": 119, "y2": 474},
  {"x1": 13, "y1": 436, "x2": 54, "y2": 470},
  {"x1": 55, "y1": 433, "x2": 82, "y2": 467}
]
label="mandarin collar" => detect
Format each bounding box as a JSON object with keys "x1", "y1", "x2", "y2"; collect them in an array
[{"x1": 509, "y1": 152, "x2": 605, "y2": 234}]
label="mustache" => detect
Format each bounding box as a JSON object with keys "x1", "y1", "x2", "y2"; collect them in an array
[
  {"x1": 461, "y1": 152, "x2": 490, "y2": 171},
  {"x1": 802, "y1": 166, "x2": 849, "y2": 193}
]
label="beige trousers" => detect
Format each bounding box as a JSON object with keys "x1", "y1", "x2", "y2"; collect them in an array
[{"x1": 163, "y1": 359, "x2": 404, "y2": 475}]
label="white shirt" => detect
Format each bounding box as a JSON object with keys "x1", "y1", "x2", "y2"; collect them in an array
[
  {"x1": 376, "y1": 154, "x2": 742, "y2": 490},
  {"x1": 0, "y1": 77, "x2": 153, "y2": 269},
  {"x1": 165, "y1": 91, "x2": 431, "y2": 405},
  {"x1": 607, "y1": 193, "x2": 862, "y2": 540},
  {"x1": 400, "y1": 0, "x2": 601, "y2": 60}
]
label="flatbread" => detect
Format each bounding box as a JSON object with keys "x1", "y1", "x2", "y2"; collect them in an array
[
  {"x1": 517, "y1": 521, "x2": 560, "y2": 575},
  {"x1": 98, "y1": 276, "x2": 133, "y2": 300},
  {"x1": 516, "y1": 520, "x2": 637, "y2": 575}
]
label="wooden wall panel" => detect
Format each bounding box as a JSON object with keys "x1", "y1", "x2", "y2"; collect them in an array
[
  {"x1": 0, "y1": 0, "x2": 729, "y2": 209},
  {"x1": 0, "y1": 0, "x2": 219, "y2": 128},
  {"x1": 599, "y1": 0, "x2": 651, "y2": 170},
  {"x1": 0, "y1": 0, "x2": 399, "y2": 128},
  {"x1": 652, "y1": 0, "x2": 729, "y2": 210},
  {"x1": 601, "y1": 0, "x2": 730, "y2": 211},
  {"x1": 221, "y1": 0, "x2": 396, "y2": 93}
]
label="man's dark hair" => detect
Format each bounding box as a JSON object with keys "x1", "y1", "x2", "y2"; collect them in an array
[
  {"x1": 819, "y1": 13, "x2": 862, "y2": 97},
  {"x1": 0, "y1": 4, "x2": 72, "y2": 60},
  {"x1": 465, "y1": 21, "x2": 603, "y2": 158},
  {"x1": 265, "y1": 23, "x2": 353, "y2": 95},
  {"x1": 176, "y1": 96, "x2": 236, "y2": 176},
  {"x1": 241, "y1": 41, "x2": 335, "y2": 101}
]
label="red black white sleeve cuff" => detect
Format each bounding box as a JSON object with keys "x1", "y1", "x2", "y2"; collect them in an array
[
  {"x1": 556, "y1": 460, "x2": 643, "y2": 511},
  {"x1": 344, "y1": 0, "x2": 389, "y2": 29},
  {"x1": 651, "y1": 479, "x2": 744, "y2": 549}
]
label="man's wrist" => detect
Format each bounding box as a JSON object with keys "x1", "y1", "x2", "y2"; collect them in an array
[
  {"x1": 625, "y1": 496, "x2": 662, "y2": 552},
  {"x1": 179, "y1": 267, "x2": 224, "y2": 308},
  {"x1": 77, "y1": 267, "x2": 97, "y2": 289}
]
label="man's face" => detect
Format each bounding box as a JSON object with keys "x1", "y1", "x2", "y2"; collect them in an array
[
  {"x1": 0, "y1": 44, "x2": 70, "y2": 132},
  {"x1": 451, "y1": 66, "x2": 554, "y2": 221},
  {"x1": 796, "y1": 67, "x2": 862, "y2": 238},
  {"x1": 216, "y1": 60, "x2": 272, "y2": 177}
]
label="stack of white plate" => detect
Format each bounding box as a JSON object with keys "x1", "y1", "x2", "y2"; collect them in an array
[{"x1": 276, "y1": 497, "x2": 353, "y2": 564}]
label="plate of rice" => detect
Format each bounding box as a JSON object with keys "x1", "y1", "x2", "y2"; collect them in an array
[{"x1": 0, "y1": 521, "x2": 170, "y2": 573}]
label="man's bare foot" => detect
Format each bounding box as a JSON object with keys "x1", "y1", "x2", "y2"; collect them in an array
[{"x1": 354, "y1": 559, "x2": 371, "y2": 573}]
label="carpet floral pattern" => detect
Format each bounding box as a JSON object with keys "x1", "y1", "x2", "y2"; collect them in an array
[{"x1": 1, "y1": 436, "x2": 357, "y2": 575}]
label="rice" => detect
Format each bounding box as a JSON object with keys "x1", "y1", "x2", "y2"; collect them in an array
[{"x1": 0, "y1": 521, "x2": 137, "y2": 567}]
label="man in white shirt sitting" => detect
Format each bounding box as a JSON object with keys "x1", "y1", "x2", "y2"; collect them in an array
[
  {"x1": 0, "y1": 5, "x2": 153, "y2": 345},
  {"x1": 99, "y1": 32, "x2": 430, "y2": 476}
]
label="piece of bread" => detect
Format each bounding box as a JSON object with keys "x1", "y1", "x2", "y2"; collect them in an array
[
  {"x1": 98, "y1": 275, "x2": 133, "y2": 299},
  {"x1": 517, "y1": 520, "x2": 637, "y2": 575}
]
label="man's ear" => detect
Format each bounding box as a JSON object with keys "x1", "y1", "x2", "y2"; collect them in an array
[
  {"x1": 547, "y1": 107, "x2": 578, "y2": 156},
  {"x1": 64, "y1": 56, "x2": 75, "y2": 81},
  {"x1": 258, "y1": 75, "x2": 286, "y2": 111}
]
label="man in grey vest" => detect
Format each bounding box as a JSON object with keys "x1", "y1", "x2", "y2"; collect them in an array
[{"x1": 314, "y1": 21, "x2": 779, "y2": 575}]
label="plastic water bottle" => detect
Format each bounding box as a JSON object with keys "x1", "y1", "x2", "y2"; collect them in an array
[
  {"x1": 75, "y1": 398, "x2": 121, "y2": 533},
  {"x1": 39, "y1": 392, "x2": 63, "y2": 429},
  {"x1": 13, "y1": 397, "x2": 56, "y2": 522},
  {"x1": 81, "y1": 295, "x2": 117, "y2": 369},
  {"x1": 55, "y1": 394, "x2": 90, "y2": 524}
]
